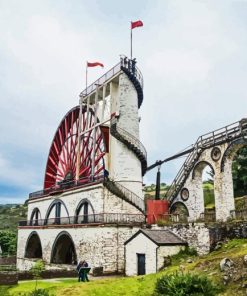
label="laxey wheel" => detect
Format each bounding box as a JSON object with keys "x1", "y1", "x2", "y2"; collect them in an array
[{"x1": 44, "y1": 106, "x2": 108, "y2": 189}]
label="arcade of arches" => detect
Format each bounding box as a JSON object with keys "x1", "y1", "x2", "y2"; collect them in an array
[{"x1": 170, "y1": 140, "x2": 247, "y2": 222}]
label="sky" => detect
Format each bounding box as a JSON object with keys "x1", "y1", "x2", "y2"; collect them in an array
[{"x1": 1, "y1": 0, "x2": 247, "y2": 204}]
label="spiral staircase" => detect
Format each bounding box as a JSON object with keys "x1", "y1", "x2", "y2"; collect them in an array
[{"x1": 103, "y1": 59, "x2": 147, "y2": 214}]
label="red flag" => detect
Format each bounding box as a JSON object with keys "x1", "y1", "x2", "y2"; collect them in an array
[
  {"x1": 131, "y1": 20, "x2": 143, "y2": 30},
  {"x1": 87, "y1": 62, "x2": 104, "y2": 68}
]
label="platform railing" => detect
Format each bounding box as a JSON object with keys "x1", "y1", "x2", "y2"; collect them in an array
[
  {"x1": 18, "y1": 212, "x2": 145, "y2": 227},
  {"x1": 230, "y1": 209, "x2": 247, "y2": 221},
  {"x1": 29, "y1": 175, "x2": 104, "y2": 199},
  {"x1": 79, "y1": 57, "x2": 143, "y2": 98},
  {"x1": 199, "y1": 212, "x2": 216, "y2": 223}
]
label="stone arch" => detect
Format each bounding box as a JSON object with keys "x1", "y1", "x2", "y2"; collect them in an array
[
  {"x1": 74, "y1": 198, "x2": 95, "y2": 224},
  {"x1": 170, "y1": 202, "x2": 189, "y2": 216},
  {"x1": 30, "y1": 208, "x2": 41, "y2": 226},
  {"x1": 45, "y1": 199, "x2": 70, "y2": 225},
  {"x1": 50, "y1": 231, "x2": 77, "y2": 265},
  {"x1": 221, "y1": 138, "x2": 247, "y2": 172},
  {"x1": 25, "y1": 231, "x2": 42, "y2": 259},
  {"x1": 192, "y1": 160, "x2": 216, "y2": 221},
  {"x1": 192, "y1": 161, "x2": 215, "y2": 179}
]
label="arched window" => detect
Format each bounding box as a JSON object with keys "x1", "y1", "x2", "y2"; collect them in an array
[
  {"x1": 45, "y1": 199, "x2": 69, "y2": 225},
  {"x1": 25, "y1": 231, "x2": 42, "y2": 259},
  {"x1": 51, "y1": 231, "x2": 77, "y2": 265},
  {"x1": 30, "y1": 208, "x2": 41, "y2": 226},
  {"x1": 74, "y1": 199, "x2": 95, "y2": 224}
]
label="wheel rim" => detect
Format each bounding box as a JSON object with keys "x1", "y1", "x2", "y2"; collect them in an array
[{"x1": 44, "y1": 106, "x2": 105, "y2": 189}]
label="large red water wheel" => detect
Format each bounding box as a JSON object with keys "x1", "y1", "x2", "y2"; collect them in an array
[{"x1": 44, "y1": 106, "x2": 106, "y2": 189}]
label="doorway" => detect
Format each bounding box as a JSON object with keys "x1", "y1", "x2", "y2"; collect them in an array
[{"x1": 137, "y1": 253, "x2": 146, "y2": 275}]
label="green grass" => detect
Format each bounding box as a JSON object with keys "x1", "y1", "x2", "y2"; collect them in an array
[{"x1": 2, "y1": 239, "x2": 247, "y2": 296}]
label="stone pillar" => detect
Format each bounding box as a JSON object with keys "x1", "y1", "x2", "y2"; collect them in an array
[
  {"x1": 214, "y1": 159, "x2": 235, "y2": 221},
  {"x1": 189, "y1": 174, "x2": 205, "y2": 220}
]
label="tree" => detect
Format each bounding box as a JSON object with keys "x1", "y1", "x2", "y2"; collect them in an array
[
  {"x1": 30, "y1": 260, "x2": 45, "y2": 292},
  {"x1": 0, "y1": 231, "x2": 17, "y2": 255},
  {"x1": 232, "y1": 146, "x2": 247, "y2": 197}
]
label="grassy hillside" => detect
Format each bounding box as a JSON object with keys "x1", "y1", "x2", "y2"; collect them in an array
[
  {"x1": 144, "y1": 182, "x2": 215, "y2": 209},
  {"x1": 0, "y1": 204, "x2": 27, "y2": 232},
  {"x1": 2, "y1": 239, "x2": 247, "y2": 295}
]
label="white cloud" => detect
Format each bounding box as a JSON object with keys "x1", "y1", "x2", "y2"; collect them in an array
[{"x1": 1, "y1": 0, "x2": 247, "y2": 203}]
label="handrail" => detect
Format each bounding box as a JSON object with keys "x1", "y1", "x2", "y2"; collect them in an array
[
  {"x1": 19, "y1": 212, "x2": 145, "y2": 227},
  {"x1": 104, "y1": 178, "x2": 145, "y2": 213},
  {"x1": 111, "y1": 118, "x2": 147, "y2": 160},
  {"x1": 166, "y1": 118, "x2": 247, "y2": 202},
  {"x1": 79, "y1": 57, "x2": 143, "y2": 98},
  {"x1": 29, "y1": 175, "x2": 104, "y2": 199}
]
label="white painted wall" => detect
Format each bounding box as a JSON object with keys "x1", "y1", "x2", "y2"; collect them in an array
[
  {"x1": 109, "y1": 73, "x2": 143, "y2": 198},
  {"x1": 125, "y1": 232, "x2": 157, "y2": 276},
  {"x1": 17, "y1": 225, "x2": 140, "y2": 273}
]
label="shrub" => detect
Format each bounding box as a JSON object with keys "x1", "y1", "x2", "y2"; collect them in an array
[
  {"x1": 154, "y1": 272, "x2": 221, "y2": 296},
  {"x1": 20, "y1": 289, "x2": 51, "y2": 296}
]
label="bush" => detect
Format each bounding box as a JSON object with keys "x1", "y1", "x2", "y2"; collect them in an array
[
  {"x1": 154, "y1": 272, "x2": 221, "y2": 296},
  {"x1": 20, "y1": 289, "x2": 51, "y2": 296}
]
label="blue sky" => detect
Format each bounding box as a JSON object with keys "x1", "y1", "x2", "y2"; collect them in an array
[{"x1": 1, "y1": 0, "x2": 247, "y2": 203}]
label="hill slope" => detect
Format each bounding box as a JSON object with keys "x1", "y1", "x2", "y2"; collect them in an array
[{"x1": 0, "y1": 204, "x2": 27, "y2": 232}]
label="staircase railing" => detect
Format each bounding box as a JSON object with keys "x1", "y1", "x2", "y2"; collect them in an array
[
  {"x1": 103, "y1": 178, "x2": 145, "y2": 213},
  {"x1": 166, "y1": 118, "x2": 247, "y2": 203},
  {"x1": 111, "y1": 118, "x2": 147, "y2": 158}
]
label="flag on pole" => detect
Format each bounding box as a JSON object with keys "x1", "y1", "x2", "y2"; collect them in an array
[
  {"x1": 130, "y1": 20, "x2": 143, "y2": 59},
  {"x1": 131, "y1": 20, "x2": 143, "y2": 30},
  {"x1": 87, "y1": 62, "x2": 104, "y2": 68}
]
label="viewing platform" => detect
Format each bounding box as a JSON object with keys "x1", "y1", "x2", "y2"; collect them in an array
[{"x1": 18, "y1": 213, "x2": 145, "y2": 228}]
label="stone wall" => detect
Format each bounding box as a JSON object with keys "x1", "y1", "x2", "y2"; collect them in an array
[
  {"x1": 152, "y1": 222, "x2": 247, "y2": 256},
  {"x1": 157, "y1": 245, "x2": 185, "y2": 271},
  {"x1": 0, "y1": 256, "x2": 16, "y2": 265},
  {"x1": 0, "y1": 271, "x2": 18, "y2": 285},
  {"x1": 151, "y1": 224, "x2": 211, "y2": 255},
  {"x1": 17, "y1": 225, "x2": 140, "y2": 273}
]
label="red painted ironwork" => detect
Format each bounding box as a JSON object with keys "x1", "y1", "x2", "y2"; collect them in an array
[{"x1": 44, "y1": 106, "x2": 106, "y2": 189}]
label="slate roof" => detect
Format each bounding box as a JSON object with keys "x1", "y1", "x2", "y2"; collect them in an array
[{"x1": 124, "y1": 229, "x2": 187, "y2": 246}]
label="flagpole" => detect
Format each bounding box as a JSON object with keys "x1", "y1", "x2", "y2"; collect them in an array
[
  {"x1": 130, "y1": 22, "x2": 132, "y2": 59},
  {"x1": 86, "y1": 62, "x2": 88, "y2": 95}
]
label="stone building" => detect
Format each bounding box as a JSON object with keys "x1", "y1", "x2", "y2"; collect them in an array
[
  {"x1": 125, "y1": 229, "x2": 187, "y2": 276},
  {"x1": 17, "y1": 58, "x2": 148, "y2": 274}
]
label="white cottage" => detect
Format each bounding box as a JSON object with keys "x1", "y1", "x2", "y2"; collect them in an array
[{"x1": 124, "y1": 229, "x2": 187, "y2": 276}]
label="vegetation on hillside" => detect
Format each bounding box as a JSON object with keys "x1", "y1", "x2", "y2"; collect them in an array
[
  {"x1": 0, "y1": 204, "x2": 27, "y2": 232},
  {"x1": 0, "y1": 204, "x2": 27, "y2": 256}
]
